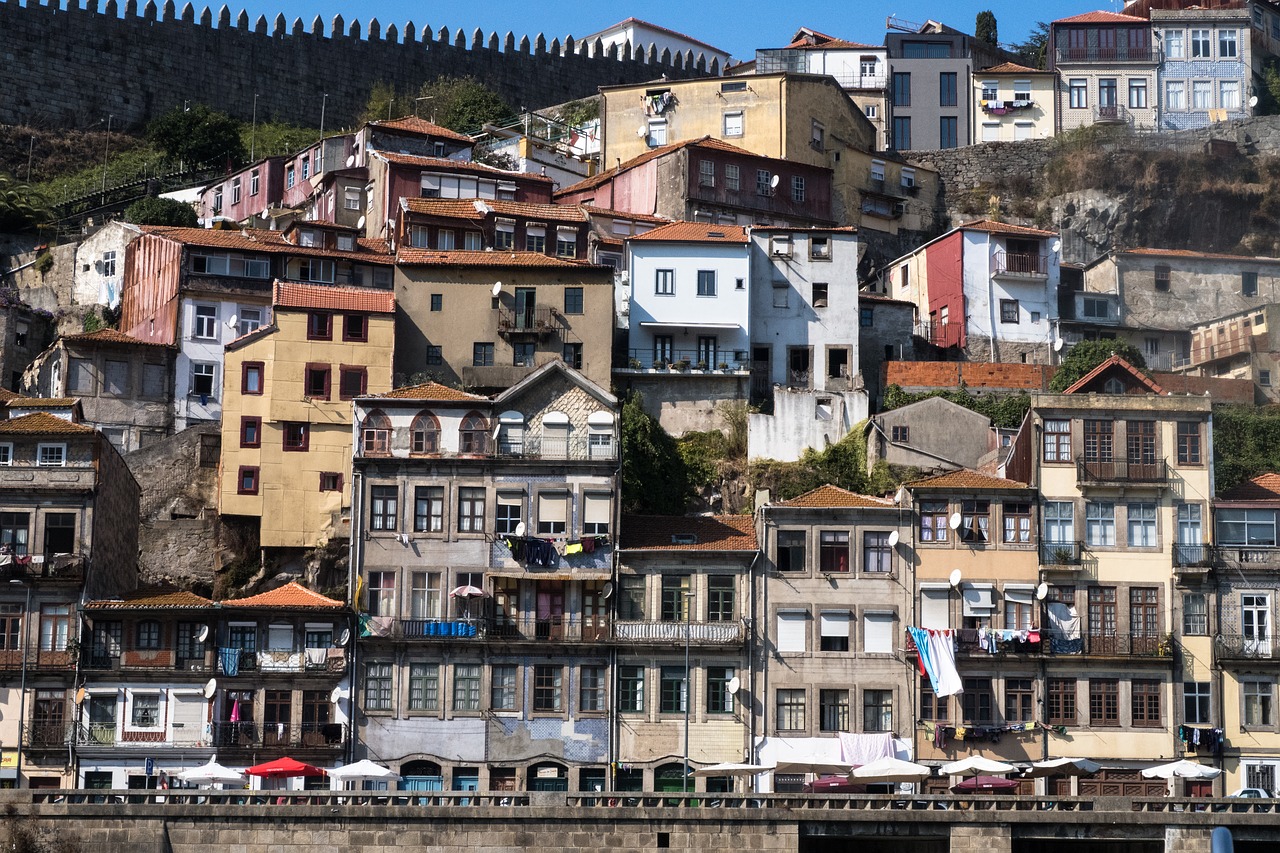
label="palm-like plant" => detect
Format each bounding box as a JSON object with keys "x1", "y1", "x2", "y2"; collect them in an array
[{"x1": 0, "y1": 173, "x2": 54, "y2": 233}]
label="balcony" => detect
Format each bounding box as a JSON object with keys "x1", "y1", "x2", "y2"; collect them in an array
[
  {"x1": 83, "y1": 649, "x2": 209, "y2": 673},
  {"x1": 906, "y1": 630, "x2": 1042, "y2": 657},
  {"x1": 1189, "y1": 336, "x2": 1256, "y2": 367},
  {"x1": 912, "y1": 321, "x2": 963, "y2": 348},
  {"x1": 1092, "y1": 103, "x2": 1133, "y2": 125},
  {"x1": 1216, "y1": 634, "x2": 1280, "y2": 661},
  {"x1": 689, "y1": 184, "x2": 833, "y2": 225},
  {"x1": 211, "y1": 721, "x2": 348, "y2": 752},
  {"x1": 1076, "y1": 456, "x2": 1168, "y2": 486},
  {"x1": 24, "y1": 722, "x2": 72, "y2": 749},
  {"x1": 1072, "y1": 632, "x2": 1170, "y2": 657},
  {"x1": 1216, "y1": 546, "x2": 1280, "y2": 571},
  {"x1": 613, "y1": 620, "x2": 745, "y2": 646},
  {"x1": 0, "y1": 649, "x2": 77, "y2": 672},
  {"x1": 1055, "y1": 47, "x2": 1160, "y2": 63},
  {"x1": 216, "y1": 648, "x2": 346, "y2": 676},
  {"x1": 993, "y1": 251, "x2": 1049, "y2": 278},
  {"x1": 618, "y1": 349, "x2": 749, "y2": 373},
  {"x1": 1173, "y1": 544, "x2": 1217, "y2": 574},
  {"x1": 0, "y1": 553, "x2": 87, "y2": 583},
  {"x1": 73, "y1": 723, "x2": 210, "y2": 749},
  {"x1": 1039, "y1": 541, "x2": 1085, "y2": 570},
  {"x1": 495, "y1": 432, "x2": 617, "y2": 463},
  {"x1": 498, "y1": 306, "x2": 559, "y2": 339},
  {"x1": 490, "y1": 615, "x2": 610, "y2": 643}
]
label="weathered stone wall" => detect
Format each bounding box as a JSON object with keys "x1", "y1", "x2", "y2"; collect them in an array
[
  {"x1": 0, "y1": 0, "x2": 712, "y2": 132},
  {"x1": 906, "y1": 140, "x2": 1059, "y2": 196}
]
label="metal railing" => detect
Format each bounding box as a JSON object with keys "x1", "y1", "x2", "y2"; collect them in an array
[
  {"x1": 24, "y1": 722, "x2": 72, "y2": 748},
  {"x1": 73, "y1": 724, "x2": 208, "y2": 749},
  {"x1": 912, "y1": 321, "x2": 962, "y2": 347},
  {"x1": 210, "y1": 721, "x2": 348, "y2": 750},
  {"x1": 490, "y1": 616, "x2": 611, "y2": 643},
  {"x1": 1215, "y1": 633, "x2": 1280, "y2": 660},
  {"x1": 689, "y1": 185, "x2": 830, "y2": 222},
  {"x1": 1093, "y1": 103, "x2": 1133, "y2": 125},
  {"x1": 1056, "y1": 47, "x2": 1160, "y2": 63},
  {"x1": 1039, "y1": 541, "x2": 1084, "y2": 567},
  {"x1": 497, "y1": 306, "x2": 558, "y2": 335},
  {"x1": 1189, "y1": 336, "x2": 1256, "y2": 366},
  {"x1": 1076, "y1": 456, "x2": 1168, "y2": 484},
  {"x1": 0, "y1": 553, "x2": 87, "y2": 581},
  {"x1": 84, "y1": 651, "x2": 209, "y2": 672},
  {"x1": 621, "y1": 349, "x2": 749, "y2": 372},
  {"x1": 1173, "y1": 544, "x2": 1216, "y2": 569},
  {"x1": 1074, "y1": 631, "x2": 1170, "y2": 657},
  {"x1": 613, "y1": 620, "x2": 745, "y2": 645},
  {"x1": 993, "y1": 251, "x2": 1048, "y2": 276}
]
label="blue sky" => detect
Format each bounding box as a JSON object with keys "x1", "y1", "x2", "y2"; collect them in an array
[{"x1": 236, "y1": 0, "x2": 1123, "y2": 61}]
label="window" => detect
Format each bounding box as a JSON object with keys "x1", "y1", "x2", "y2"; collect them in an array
[
  {"x1": 1043, "y1": 419, "x2": 1070, "y2": 462},
  {"x1": 725, "y1": 164, "x2": 740, "y2": 191},
  {"x1": 1262, "y1": 370, "x2": 1272, "y2": 387},
  {"x1": 863, "y1": 532, "x2": 892, "y2": 573},
  {"x1": 1069, "y1": 79, "x2": 1087, "y2": 109},
  {"x1": 453, "y1": 664, "x2": 481, "y2": 711},
  {"x1": 776, "y1": 611, "x2": 807, "y2": 653},
  {"x1": 408, "y1": 663, "x2": 440, "y2": 711},
  {"x1": 237, "y1": 307, "x2": 262, "y2": 337},
  {"x1": 889, "y1": 425, "x2": 909, "y2": 443},
  {"x1": 819, "y1": 689, "x2": 849, "y2": 731},
  {"x1": 1193, "y1": 80, "x2": 1212, "y2": 109},
  {"x1": 1183, "y1": 591, "x2": 1208, "y2": 636},
  {"x1": 0, "y1": 513, "x2": 28, "y2": 557},
  {"x1": 129, "y1": 692, "x2": 160, "y2": 727},
  {"x1": 458, "y1": 487, "x2": 485, "y2": 532},
  {"x1": 706, "y1": 666, "x2": 735, "y2": 714},
  {"x1": 513, "y1": 342, "x2": 535, "y2": 367},
  {"x1": 365, "y1": 662, "x2": 392, "y2": 711},
  {"x1": 1167, "y1": 80, "x2": 1186, "y2": 110},
  {"x1": 939, "y1": 72, "x2": 957, "y2": 106},
  {"x1": 304, "y1": 364, "x2": 330, "y2": 399},
  {"x1": 37, "y1": 443, "x2": 65, "y2": 467},
  {"x1": 344, "y1": 314, "x2": 368, "y2": 342},
  {"x1": 819, "y1": 610, "x2": 850, "y2": 652},
  {"x1": 1133, "y1": 679, "x2": 1162, "y2": 726},
  {"x1": 810, "y1": 119, "x2": 825, "y2": 149},
  {"x1": 1047, "y1": 678, "x2": 1077, "y2": 725},
  {"x1": 863, "y1": 689, "x2": 893, "y2": 732},
  {"x1": 655, "y1": 269, "x2": 675, "y2": 295},
  {"x1": 282, "y1": 422, "x2": 308, "y2": 452},
  {"x1": 791, "y1": 176, "x2": 805, "y2": 203},
  {"x1": 1003, "y1": 502, "x2": 1031, "y2": 543},
  {"x1": 696, "y1": 270, "x2": 716, "y2": 297},
  {"x1": 757, "y1": 169, "x2": 772, "y2": 196},
  {"x1": 776, "y1": 689, "x2": 806, "y2": 731},
  {"x1": 1086, "y1": 501, "x2": 1115, "y2": 546},
  {"x1": 920, "y1": 499, "x2": 949, "y2": 542},
  {"x1": 1127, "y1": 502, "x2": 1157, "y2": 547},
  {"x1": 237, "y1": 465, "x2": 259, "y2": 495},
  {"x1": 871, "y1": 160, "x2": 886, "y2": 182},
  {"x1": 1127, "y1": 77, "x2": 1148, "y2": 109},
  {"x1": 463, "y1": 342, "x2": 494, "y2": 370},
  {"x1": 819, "y1": 531, "x2": 849, "y2": 572},
  {"x1": 863, "y1": 612, "x2": 894, "y2": 654},
  {"x1": 316, "y1": 471, "x2": 341, "y2": 492},
  {"x1": 1219, "y1": 28, "x2": 1237, "y2": 58},
  {"x1": 939, "y1": 117, "x2": 958, "y2": 149},
  {"x1": 342, "y1": 186, "x2": 360, "y2": 210},
  {"x1": 1243, "y1": 271, "x2": 1259, "y2": 296},
  {"x1": 1184, "y1": 681, "x2": 1211, "y2": 725},
  {"x1": 776, "y1": 531, "x2": 805, "y2": 572},
  {"x1": 495, "y1": 220, "x2": 514, "y2": 249},
  {"x1": 102, "y1": 359, "x2": 128, "y2": 396},
  {"x1": 0, "y1": 445, "x2": 10, "y2": 467},
  {"x1": 604, "y1": 663, "x2": 643, "y2": 714},
  {"x1": 1082, "y1": 296, "x2": 1110, "y2": 319},
  {"x1": 436, "y1": 229, "x2": 455, "y2": 251},
  {"x1": 576, "y1": 664, "x2": 606, "y2": 713},
  {"x1": 239, "y1": 417, "x2": 261, "y2": 449},
  {"x1": 364, "y1": 571, "x2": 396, "y2": 617},
  {"x1": 892, "y1": 72, "x2": 911, "y2": 106},
  {"x1": 659, "y1": 666, "x2": 686, "y2": 714},
  {"x1": 1153, "y1": 264, "x2": 1171, "y2": 292},
  {"x1": 1083, "y1": 419, "x2": 1113, "y2": 461},
  {"x1": 135, "y1": 620, "x2": 161, "y2": 651},
  {"x1": 1191, "y1": 28, "x2": 1211, "y2": 57},
  {"x1": 414, "y1": 486, "x2": 445, "y2": 533},
  {"x1": 307, "y1": 312, "x2": 332, "y2": 340},
  {"x1": 961, "y1": 499, "x2": 991, "y2": 543},
  {"x1": 532, "y1": 665, "x2": 562, "y2": 712},
  {"x1": 370, "y1": 485, "x2": 398, "y2": 531},
  {"x1": 981, "y1": 80, "x2": 998, "y2": 101},
  {"x1": 562, "y1": 342, "x2": 583, "y2": 370},
  {"x1": 1005, "y1": 678, "x2": 1033, "y2": 723},
  {"x1": 535, "y1": 491, "x2": 569, "y2": 536},
  {"x1": 962, "y1": 678, "x2": 993, "y2": 724},
  {"x1": 1177, "y1": 422, "x2": 1202, "y2": 465},
  {"x1": 998, "y1": 299, "x2": 1019, "y2": 324},
  {"x1": 193, "y1": 305, "x2": 218, "y2": 340},
  {"x1": 1221, "y1": 81, "x2": 1240, "y2": 110},
  {"x1": 698, "y1": 159, "x2": 715, "y2": 188},
  {"x1": 1244, "y1": 680, "x2": 1273, "y2": 726},
  {"x1": 1166, "y1": 29, "x2": 1184, "y2": 59},
  {"x1": 525, "y1": 226, "x2": 546, "y2": 253},
  {"x1": 646, "y1": 119, "x2": 667, "y2": 147},
  {"x1": 1090, "y1": 679, "x2": 1120, "y2": 726},
  {"x1": 1099, "y1": 78, "x2": 1117, "y2": 107},
  {"x1": 920, "y1": 678, "x2": 948, "y2": 722},
  {"x1": 557, "y1": 287, "x2": 585, "y2": 317}
]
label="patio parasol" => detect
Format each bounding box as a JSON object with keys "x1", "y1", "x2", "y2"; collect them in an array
[
  {"x1": 245, "y1": 756, "x2": 327, "y2": 779},
  {"x1": 326, "y1": 759, "x2": 402, "y2": 789},
  {"x1": 940, "y1": 756, "x2": 1017, "y2": 776},
  {"x1": 1140, "y1": 760, "x2": 1222, "y2": 780},
  {"x1": 449, "y1": 585, "x2": 488, "y2": 598},
  {"x1": 849, "y1": 756, "x2": 933, "y2": 784},
  {"x1": 1023, "y1": 757, "x2": 1101, "y2": 778},
  {"x1": 770, "y1": 760, "x2": 857, "y2": 776},
  {"x1": 951, "y1": 775, "x2": 1022, "y2": 793},
  {"x1": 176, "y1": 758, "x2": 245, "y2": 788},
  {"x1": 688, "y1": 762, "x2": 771, "y2": 778}
]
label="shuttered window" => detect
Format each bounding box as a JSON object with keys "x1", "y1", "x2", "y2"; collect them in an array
[
  {"x1": 777, "y1": 611, "x2": 807, "y2": 653},
  {"x1": 863, "y1": 612, "x2": 895, "y2": 654},
  {"x1": 920, "y1": 587, "x2": 950, "y2": 630}
]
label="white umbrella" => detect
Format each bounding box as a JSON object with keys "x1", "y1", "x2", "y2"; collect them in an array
[
  {"x1": 771, "y1": 760, "x2": 857, "y2": 776},
  {"x1": 177, "y1": 759, "x2": 245, "y2": 788},
  {"x1": 940, "y1": 756, "x2": 1017, "y2": 776},
  {"x1": 849, "y1": 756, "x2": 933, "y2": 784},
  {"x1": 327, "y1": 759, "x2": 401, "y2": 789},
  {"x1": 1024, "y1": 757, "x2": 1101, "y2": 778},
  {"x1": 689, "y1": 762, "x2": 771, "y2": 778},
  {"x1": 1140, "y1": 760, "x2": 1222, "y2": 780},
  {"x1": 450, "y1": 585, "x2": 488, "y2": 598}
]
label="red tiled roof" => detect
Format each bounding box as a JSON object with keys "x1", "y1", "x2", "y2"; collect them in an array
[
  {"x1": 368, "y1": 115, "x2": 475, "y2": 144},
  {"x1": 1054, "y1": 10, "x2": 1148, "y2": 23},
  {"x1": 402, "y1": 198, "x2": 587, "y2": 222},
  {"x1": 221, "y1": 581, "x2": 345, "y2": 610},
  {"x1": 580, "y1": 205, "x2": 671, "y2": 224},
  {"x1": 0, "y1": 389, "x2": 18, "y2": 404},
  {"x1": 628, "y1": 221, "x2": 749, "y2": 244},
  {"x1": 374, "y1": 151, "x2": 554, "y2": 182},
  {"x1": 85, "y1": 586, "x2": 214, "y2": 610},
  {"x1": 1063, "y1": 354, "x2": 1164, "y2": 395},
  {"x1": 142, "y1": 227, "x2": 393, "y2": 264},
  {"x1": 557, "y1": 137, "x2": 763, "y2": 197},
  {"x1": 620, "y1": 515, "x2": 758, "y2": 551},
  {"x1": 780, "y1": 484, "x2": 895, "y2": 508},
  {"x1": 957, "y1": 219, "x2": 1058, "y2": 238},
  {"x1": 273, "y1": 281, "x2": 395, "y2": 314},
  {"x1": 981, "y1": 62, "x2": 1053, "y2": 74},
  {"x1": 1120, "y1": 247, "x2": 1280, "y2": 263},
  {"x1": 0, "y1": 412, "x2": 94, "y2": 435},
  {"x1": 783, "y1": 34, "x2": 880, "y2": 50},
  {"x1": 1221, "y1": 473, "x2": 1280, "y2": 502},
  {"x1": 908, "y1": 470, "x2": 1030, "y2": 490},
  {"x1": 375, "y1": 381, "x2": 488, "y2": 401},
  {"x1": 8, "y1": 397, "x2": 80, "y2": 408},
  {"x1": 396, "y1": 248, "x2": 605, "y2": 269},
  {"x1": 63, "y1": 328, "x2": 172, "y2": 348}
]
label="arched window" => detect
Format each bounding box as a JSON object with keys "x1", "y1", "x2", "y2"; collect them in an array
[
  {"x1": 458, "y1": 412, "x2": 490, "y2": 455},
  {"x1": 410, "y1": 411, "x2": 441, "y2": 454},
  {"x1": 361, "y1": 410, "x2": 391, "y2": 455},
  {"x1": 497, "y1": 411, "x2": 525, "y2": 456}
]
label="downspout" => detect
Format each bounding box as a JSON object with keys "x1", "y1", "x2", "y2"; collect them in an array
[
  {"x1": 347, "y1": 467, "x2": 364, "y2": 764},
  {"x1": 607, "y1": 437, "x2": 622, "y2": 793},
  {"x1": 1207, "y1": 408, "x2": 1222, "y2": 791},
  {"x1": 744, "y1": 549, "x2": 761, "y2": 771}
]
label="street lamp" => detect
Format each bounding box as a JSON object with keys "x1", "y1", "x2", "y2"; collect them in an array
[
  {"x1": 319, "y1": 93, "x2": 329, "y2": 139},
  {"x1": 99, "y1": 114, "x2": 113, "y2": 206},
  {"x1": 683, "y1": 589, "x2": 695, "y2": 795},
  {"x1": 10, "y1": 578, "x2": 30, "y2": 789}
]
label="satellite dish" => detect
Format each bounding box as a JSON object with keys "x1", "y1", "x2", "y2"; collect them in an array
[
  {"x1": 602, "y1": 581, "x2": 614, "y2": 599},
  {"x1": 769, "y1": 174, "x2": 780, "y2": 189},
  {"x1": 948, "y1": 512, "x2": 963, "y2": 530},
  {"x1": 636, "y1": 125, "x2": 649, "y2": 138},
  {"x1": 726, "y1": 676, "x2": 742, "y2": 695},
  {"x1": 887, "y1": 530, "x2": 900, "y2": 547},
  {"x1": 260, "y1": 210, "x2": 270, "y2": 220},
  {"x1": 893, "y1": 487, "x2": 906, "y2": 505},
  {"x1": 1053, "y1": 338, "x2": 1064, "y2": 352},
  {"x1": 195, "y1": 624, "x2": 210, "y2": 643},
  {"x1": 1250, "y1": 95, "x2": 1260, "y2": 108},
  {"x1": 227, "y1": 314, "x2": 238, "y2": 329},
  {"x1": 75, "y1": 687, "x2": 86, "y2": 706},
  {"x1": 492, "y1": 281, "x2": 503, "y2": 297},
  {"x1": 1050, "y1": 238, "x2": 1062, "y2": 253},
  {"x1": 346, "y1": 154, "x2": 356, "y2": 167},
  {"x1": 948, "y1": 568, "x2": 963, "y2": 588},
  {"x1": 1036, "y1": 582, "x2": 1049, "y2": 601},
  {"x1": 514, "y1": 521, "x2": 526, "y2": 536},
  {"x1": 330, "y1": 686, "x2": 343, "y2": 704},
  {"x1": 203, "y1": 678, "x2": 217, "y2": 699},
  {"x1": 337, "y1": 628, "x2": 351, "y2": 647},
  {"x1": 356, "y1": 215, "x2": 366, "y2": 230}
]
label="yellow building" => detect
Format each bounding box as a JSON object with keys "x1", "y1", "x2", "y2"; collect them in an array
[
  {"x1": 219, "y1": 281, "x2": 395, "y2": 549},
  {"x1": 971, "y1": 63, "x2": 1058, "y2": 143}
]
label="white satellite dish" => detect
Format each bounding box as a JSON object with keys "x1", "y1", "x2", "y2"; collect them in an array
[
  {"x1": 948, "y1": 568, "x2": 963, "y2": 588},
  {"x1": 514, "y1": 521, "x2": 526, "y2": 536},
  {"x1": 492, "y1": 281, "x2": 503, "y2": 297},
  {"x1": 1036, "y1": 582, "x2": 1049, "y2": 601},
  {"x1": 1050, "y1": 238, "x2": 1062, "y2": 253},
  {"x1": 203, "y1": 678, "x2": 217, "y2": 699},
  {"x1": 948, "y1": 512, "x2": 962, "y2": 530},
  {"x1": 337, "y1": 628, "x2": 351, "y2": 647},
  {"x1": 346, "y1": 154, "x2": 356, "y2": 167},
  {"x1": 356, "y1": 215, "x2": 366, "y2": 230},
  {"x1": 227, "y1": 314, "x2": 238, "y2": 329},
  {"x1": 769, "y1": 174, "x2": 780, "y2": 189},
  {"x1": 195, "y1": 624, "x2": 210, "y2": 643},
  {"x1": 329, "y1": 685, "x2": 343, "y2": 703},
  {"x1": 893, "y1": 487, "x2": 906, "y2": 505},
  {"x1": 887, "y1": 530, "x2": 900, "y2": 547},
  {"x1": 1250, "y1": 95, "x2": 1260, "y2": 108},
  {"x1": 1053, "y1": 338, "x2": 1064, "y2": 352},
  {"x1": 726, "y1": 676, "x2": 742, "y2": 695},
  {"x1": 636, "y1": 125, "x2": 649, "y2": 138}
]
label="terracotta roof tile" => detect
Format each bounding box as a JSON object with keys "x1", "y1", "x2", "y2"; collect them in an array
[
  {"x1": 1221, "y1": 473, "x2": 1280, "y2": 502},
  {"x1": 402, "y1": 198, "x2": 587, "y2": 222},
  {"x1": 981, "y1": 62, "x2": 1053, "y2": 74},
  {"x1": 1121, "y1": 247, "x2": 1280, "y2": 263},
  {"x1": 395, "y1": 248, "x2": 605, "y2": 269},
  {"x1": 1054, "y1": 10, "x2": 1148, "y2": 23},
  {"x1": 957, "y1": 219, "x2": 1058, "y2": 238},
  {"x1": 0, "y1": 389, "x2": 18, "y2": 404},
  {"x1": 374, "y1": 151, "x2": 553, "y2": 182},
  {"x1": 369, "y1": 115, "x2": 475, "y2": 144},
  {"x1": 8, "y1": 398, "x2": 80, "y2": 408},
  {"x1": 581, "y1": 205, "x2": 671, "y2": 225},
  {"x1": 375, "y1": 381, "x2": 488, "y2": 401},
  {"x1": 85, "y1": 586, "x2": 214, "y2": 610},
  {"x1": 0, "y1": 412, "x2": 95, "y2": 435},
  {"x1": 221, "y1": 581, "x2": 345, "y2": 610},
  {"x1": 273, "y1": 281, "x2": 395, "y2": 314},
  {"x1": 628, "y1": 221, "x2": 749, "y2": 244},
  {"x1": 63, "y1": 328, "x2": 173, "y2": 348},
  {"x1": 783, "y1": 34, "x2": 880, "y2": 50},
  {"x1": 780, "y1": 484, "x2": 895, "y2": 508},
  {"x1": 908, "y1": 469, "x2": 1030, "y2": 490},
  {"x1": 620, "y1": 514, "x2": 758, "y2": 551},
  {"x1": 1063, "y1": 354, "x2": 1163, "y2": 395},
  {"x1": 142, "y1": 226, "x2": 393, "y2": 264}
]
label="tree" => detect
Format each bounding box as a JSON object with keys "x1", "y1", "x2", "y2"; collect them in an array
[
  {"x1": 415, "y1": 76, "x2": 516, "y2": 134},
  {"x1": 124, "y1": 196, "x2": 198, "y2": 227},
  {"x1": 147, "y1": 104, "x2": 246, "y2": 168},
  {"x1": 975, "y1": 11, "x2": 998, "y2": 46},
  {"x1": 621, "y1": 392, "x2": 693, "y2": 515},
  {"x1": 359, "y1": 81, "x2": 399, "y2": 126},
  {"x1": 1047, "y1": 339, "x2": 1148, "y2": 392},
  {"x1": 1011, "y1": 21, "x2": 1050, "y2": 69}
]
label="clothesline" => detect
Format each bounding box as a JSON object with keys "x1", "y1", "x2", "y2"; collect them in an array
[{"x1": 500, "y1": 535, "x2": 610, "y2": 567}]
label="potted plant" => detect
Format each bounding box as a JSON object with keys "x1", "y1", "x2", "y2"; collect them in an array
[
  {"x1": 628, "y1": 358, "x2": 642, "y2": 370},
  {"x1": 1050, "y1": 546, "x2": 1075, "y2": 565},
  {"x1": 695, "y1": 360, "x2": 708, "y2": 371},
  {"x1": 653, "y1": 359, "x2": 668, "y2": 370},
  {"x1": 674, "y1": 359, "x2": 690, "y2": 371},
  {"x1": 717, "y1": 361, "x2": 730, "y2": 371}
]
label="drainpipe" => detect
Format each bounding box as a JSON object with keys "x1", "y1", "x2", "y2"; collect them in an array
[
  {"x1": 346, "y1": 468, "x2": 364, "y2": 765},
  {"x1": 744, "y1": 549, "x2": 761, "y2": 774}
]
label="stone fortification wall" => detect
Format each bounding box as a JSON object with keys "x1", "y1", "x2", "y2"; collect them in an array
[{"x1": 0, "y1": 0, "x2": 713, "y2": 132}]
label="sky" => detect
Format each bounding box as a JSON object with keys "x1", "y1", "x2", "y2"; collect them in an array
[{"x1": 226, "y1": 0, "x2": 1128, "y2": 62}]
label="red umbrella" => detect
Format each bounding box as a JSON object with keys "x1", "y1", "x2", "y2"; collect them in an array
[
  {"x1": 245, "y1": 757, "x2": 327, "y2": 778},
  {"x1": 950, "y1": 774, "x2": 1021, "y2": 793}
]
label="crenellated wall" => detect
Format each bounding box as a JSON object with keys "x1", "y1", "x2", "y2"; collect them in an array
[{"x1": 0, "y1": 0, "x2": 715, "y2": 131}]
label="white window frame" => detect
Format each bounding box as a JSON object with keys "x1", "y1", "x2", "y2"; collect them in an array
[
  {"x1": 37, "y1": 443, "x2": 66, "y2": 467},
  {"x1": 723, "y1": 111, "x2": 744, "y2": 137},
  {"x1": 0, "y1": 443, "x2": 12, "y2": 466},
  {"x1": 192, "y1": 304, "x2": 218, "y2": 340}
]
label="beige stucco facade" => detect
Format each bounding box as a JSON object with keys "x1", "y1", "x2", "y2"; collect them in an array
[{"x1": 971, "y1": 68, "x2": 1058, "y2": 143}]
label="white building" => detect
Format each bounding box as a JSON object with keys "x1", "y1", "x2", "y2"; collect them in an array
[
  {"x1": 576, "y1": 17, "x2": 731, "y2": 69},
  {"x1": 72, "y1": 221, "x2": 142, "y2": 308},
  {"x1": 177, "y1": 293, "x2": 269, "y2": 429}
]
